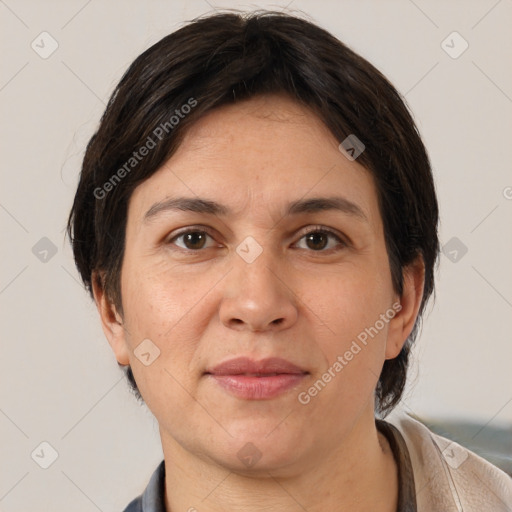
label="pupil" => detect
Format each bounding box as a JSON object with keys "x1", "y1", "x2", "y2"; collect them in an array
[
  {"x1": 186, "y1": 232, "x2": 205, "y2": 249},
  {"x1": 307, "y1": 233, "x2": 327, "y2": 250}
]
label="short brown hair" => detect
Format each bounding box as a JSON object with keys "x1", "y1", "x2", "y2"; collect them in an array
[{"x1": 67, "y1": 10, "x2": 439, "y2": 415}]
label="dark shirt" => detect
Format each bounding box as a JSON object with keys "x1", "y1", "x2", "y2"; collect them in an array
[{"x1": 123, "y1": 419, "x2": 417, "y2": 511}]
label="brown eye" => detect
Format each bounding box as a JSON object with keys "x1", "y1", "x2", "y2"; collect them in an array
[
  {"x1": 183, "y1": 231, "x2": 207, "y2": 250},
  {"x1": 305, "y1": 232, "x2": 329, "y2": 250},
  {"x1": 295, "y1": 228, "x2": 346, "y2": 252},
  {"x1": 170, "y1": 230, "x2": 215, "y2": 251}
]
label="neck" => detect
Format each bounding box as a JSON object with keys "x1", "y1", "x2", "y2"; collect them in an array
[{"x1": 160, "y1": 410, "x2": 398, "y2": 512}]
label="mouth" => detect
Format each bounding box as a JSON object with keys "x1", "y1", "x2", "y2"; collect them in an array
[{"x1": 204, "y1": 357, "x2": 309, "y2": 400}]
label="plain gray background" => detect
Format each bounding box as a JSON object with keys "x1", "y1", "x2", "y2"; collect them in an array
[{"x1": 1, "y1": 0, "x2": 511, "y2": 510}]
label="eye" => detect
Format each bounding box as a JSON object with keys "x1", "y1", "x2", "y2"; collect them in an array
[
  {"x1": 167, "y1": 226, "x2": 347, "y2": 253},
  {"x1": 168, "y1": 229, "x2": 217, "y2": 251},
  {"x1": 294, "y1": 227, "x2": 347, "y2": 252}
]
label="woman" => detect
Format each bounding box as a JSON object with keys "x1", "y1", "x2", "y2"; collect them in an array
[{"x1": 67, "y1": 10, "x2": 512, "y2": 511}]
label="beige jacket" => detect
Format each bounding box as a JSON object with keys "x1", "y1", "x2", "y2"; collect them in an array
[{"x1": 390, "y1": 414, "x2": 512, "y2": 511}]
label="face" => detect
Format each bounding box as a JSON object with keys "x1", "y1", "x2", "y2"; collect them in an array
[{"x1": 98, "y1": 94, "x2": 419, "y2": 475}]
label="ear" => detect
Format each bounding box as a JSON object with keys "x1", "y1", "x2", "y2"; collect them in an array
[
  {"x1": 92, "y1": 272, "x2": 130, "y2": 366},
  {"x1": 385, "y1": 255, "x2": 425, "y2": 359}
]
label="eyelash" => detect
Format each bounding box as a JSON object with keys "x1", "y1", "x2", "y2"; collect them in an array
[{"x1": 166, "y1": 225, "x2": 348, "y2": 254}]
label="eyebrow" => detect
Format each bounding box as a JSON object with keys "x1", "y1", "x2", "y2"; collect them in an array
[{"x1": 143, "y1": 196, "x2": 368, "y2": 223}]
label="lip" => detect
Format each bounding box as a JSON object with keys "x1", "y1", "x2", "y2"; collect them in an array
[
  {"x1": 206, "y1": 357, "x2": 307, "y2": 376},
  {"x1": 205, "y1": 357, "x2": 308, "y2": 400}
]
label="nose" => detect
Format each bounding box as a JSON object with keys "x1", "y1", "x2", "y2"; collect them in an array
[{"x1": 219, "y1": 247, "x2": 299, "y2": 333}]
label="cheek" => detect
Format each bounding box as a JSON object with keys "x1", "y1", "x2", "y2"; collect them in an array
[
  {"x1": 122, "y1": 255, "x2": 209, "y2": 336},
  {"x1": 119, "y1": 264, "x2": 204, "y2": 416},
  {"x1": 306, "y1": 259, "x2": 392, "y2": 341},
  {"x1": 300, "y1": 262, "x2": 392, "y2": 401},
  {"x1": 119, "y1": 258, "x2": 219, "y2": 382}
]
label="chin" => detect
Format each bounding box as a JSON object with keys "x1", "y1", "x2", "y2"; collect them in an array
[
  {"x1": 214, "y1": 444, "x2": 305, "y2": 477},
  {"x1": 208, "y1": 420, "x2": 311, "y2": 474}
]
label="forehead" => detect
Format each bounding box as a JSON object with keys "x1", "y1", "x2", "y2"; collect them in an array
[{"x1": 128, "y1": 94, "x2": 380, "y2": 226}]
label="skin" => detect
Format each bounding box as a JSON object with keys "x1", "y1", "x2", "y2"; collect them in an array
[{"x1": 94, "y1": 94, "x2": 424, "y2": 511}]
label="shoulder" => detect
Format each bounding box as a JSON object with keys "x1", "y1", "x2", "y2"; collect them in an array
[
  {"x1": 121, "y1": 460, "x2": 166, "y2": 512},
  {"x1": 122, "y1": 496, "x2": 142, "y2": 512},
  {"x1": 386, "y1": 413, "x2": 512, "y2": 512}
]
